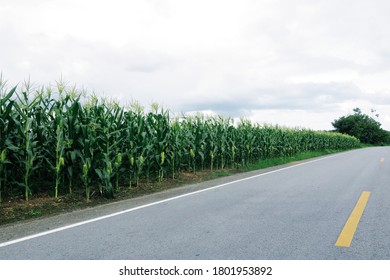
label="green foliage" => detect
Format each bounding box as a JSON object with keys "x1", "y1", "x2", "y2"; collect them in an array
[
  {"x1": 332, "y1": 108, "x2": 390, "y2": 145},
  {"x1": 0, "y1": 78, "x2": 361, "y2": 202}
]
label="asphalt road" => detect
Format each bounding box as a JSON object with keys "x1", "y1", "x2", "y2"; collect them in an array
[{"x1": 0, "y1": 147, "x2": 389, "y2": 259}]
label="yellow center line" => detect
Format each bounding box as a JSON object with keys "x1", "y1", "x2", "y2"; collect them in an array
[{"x1": 335, "y1": 191, "x2": 371, "y2": 247}]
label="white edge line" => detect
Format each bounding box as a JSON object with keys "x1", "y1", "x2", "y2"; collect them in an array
[{"x1": 0, "y1": 152, "x2": 344, "y2": 248}]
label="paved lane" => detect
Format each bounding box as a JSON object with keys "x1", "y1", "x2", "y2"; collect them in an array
[{"x1": 0, "y1": 147, "x2": 389, "y2": 259}]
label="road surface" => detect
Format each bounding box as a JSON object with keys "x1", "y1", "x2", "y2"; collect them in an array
[{"x1": 0, "y1": 147, "x2": 389, "y2": 259}]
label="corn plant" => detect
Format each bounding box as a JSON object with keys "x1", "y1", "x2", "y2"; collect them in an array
[
  {"x1": 110, "y1": 103, "x2": 125, "y2": 192},
  {"x1": 192, "y1": 114, "x2": 207, "y2": 171},
  {"x1": 64, "y1": 89, "x2": 82, "y2": 195},
  {"x1": 54, "y1": 116, "x2": 65, "y2": 198},
  {"x1": 0, "y1": 77, "x2": 362, "y2": 203},
  {"x1": 79, "y1": 108, "x2": 95, "y2": 202},
  {"x1": 153, "y1": 108, "x2": 170, "y2": 182},
  {"x1": 14, "y1": 81, "x2": 42, "y2": 201},
  {"x1": 50, "y1": 87, "x2": 67, "y2": 198},
  {"x1": 168, "y1": 118, "x2": 182, "y2": 179},
  {"x1": 0, "y1": 84, "x2": 17, "y2": 204},
  {"x1": 124, "y1": 103, "x2": 145, "y2": 188}
]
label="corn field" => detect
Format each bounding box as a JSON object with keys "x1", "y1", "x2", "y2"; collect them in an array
[{"x1": 0, "y1": 79, "x2": 360, "y2": 203}]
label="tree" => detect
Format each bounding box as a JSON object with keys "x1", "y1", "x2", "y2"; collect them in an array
[{"x1": 332, "y1": 108, "x2": 390, "y2": 145}]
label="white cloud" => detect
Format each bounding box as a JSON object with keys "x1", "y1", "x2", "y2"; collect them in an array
[{"x1": 1, "y1": 0, "x2": 390, "y2": 130}]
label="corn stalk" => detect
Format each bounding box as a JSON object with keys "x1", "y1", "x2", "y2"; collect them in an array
[{"x1": 14, "y1": 82, "x2": 41, "y2": 201}]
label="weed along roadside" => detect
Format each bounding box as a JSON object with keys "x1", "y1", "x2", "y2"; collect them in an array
[{"x1": 0, "y1": 79, "x2": 361, "y2": 225}]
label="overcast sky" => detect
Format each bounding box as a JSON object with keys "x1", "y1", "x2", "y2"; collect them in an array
[{"x1": 1, "y1": 0, "x2": 390, "y2": 130}]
